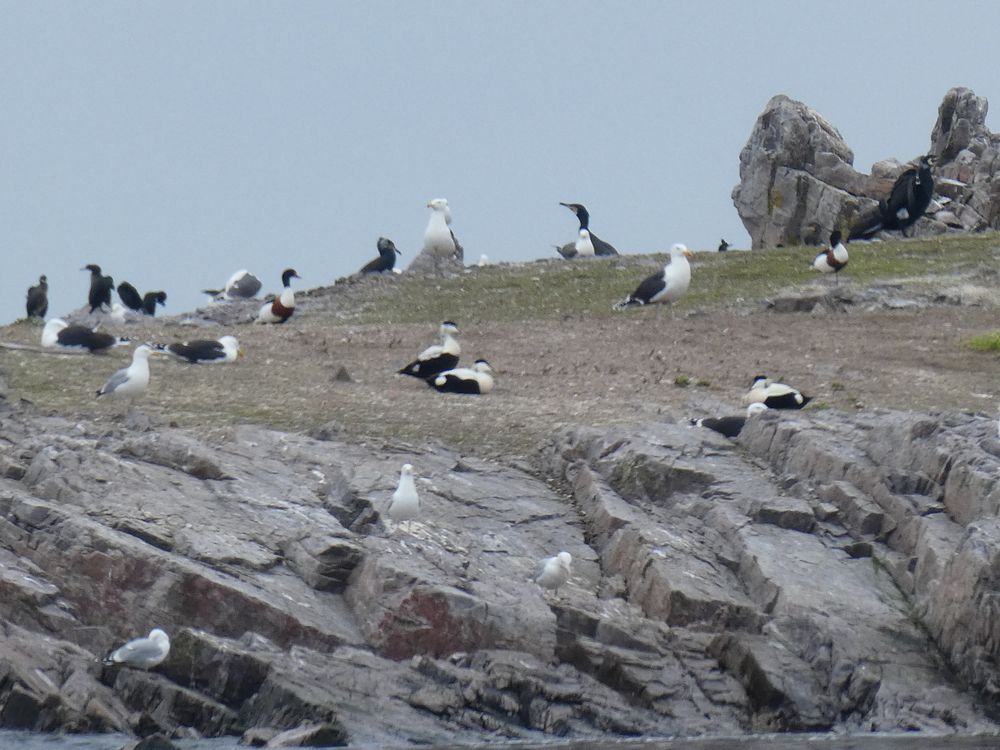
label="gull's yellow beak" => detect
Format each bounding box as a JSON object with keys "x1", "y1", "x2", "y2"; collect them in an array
[
  {"x1": 683, "y1": 249, "x2": 694, "y2": 259},
  {"x1": 238, "y1": 348, "x2": 245, "y2": 359}
]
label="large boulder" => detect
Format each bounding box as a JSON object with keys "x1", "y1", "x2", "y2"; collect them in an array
[{"x1": 733, "y1": 88, "x2": 1000, "y2": 248}]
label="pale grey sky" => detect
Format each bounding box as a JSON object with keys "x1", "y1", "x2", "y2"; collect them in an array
[{"x1": 2, "y1": 1, "x2": 997, "y2": 324}]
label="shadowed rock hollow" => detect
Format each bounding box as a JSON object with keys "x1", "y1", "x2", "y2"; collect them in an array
[{"x1": 1, "y1": 390, "x2": 999, "y2": 743}]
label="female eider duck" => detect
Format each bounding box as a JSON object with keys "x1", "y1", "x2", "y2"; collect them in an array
[
  {"x1": 557, "y1": 203, "x2": 619, "y2": 257},
  {"x1": 26, "y1": 275, "x2": 48, "y2": 319},
  {"x1": 96, "y1": 344, "x2": 157, "y2": 400},
  {"x1": 162, "y1": 335, "x2": 241, "y2": 364},
  {"x1": 811, "y1": 230, "x2": 849, "y2": 277},
  {"x1": 742, "y1": 375, "x2": 812, "y2": 410},
  {"x1": 398, "y1": 321, "x2": 460, "y2": 379},
  {"x1": 690, "y1": 403, "x2": 769, "y2": 438},
  {"x1": 42, "y1": 318, "x2": 128, "y2": 353},
  {"x1": 427, "y1": 359, "x2": 494, "y2": 395},
  {"x1": 255, "y1": 269, "x2": 301, "y2": 324},
  {"x1": 613, "y1": 243, "x2": 693, "y2": 310},
  {"x1": 359, "y1": 237, "x2": 401, "y2": 274}
]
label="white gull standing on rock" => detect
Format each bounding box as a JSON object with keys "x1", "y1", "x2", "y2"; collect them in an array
[
  {"x1": 532, "y1": 552, "x2": 572, "y2": 596},
  {"x1": 388, "y1": 463, "x2": 420, "y2": 531},
  {"x1": 423, "y1": 198, "x2": 456, "y2": 256},
  {"x1": 103, "y1": 628, "x2": 170, "y2": 669},
  {"x1": 96, "y1": 345, "x2": 156, "y2": 400}
]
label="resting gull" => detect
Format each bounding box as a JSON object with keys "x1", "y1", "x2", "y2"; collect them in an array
[
  {"x1": 42, "y1": 319, "x2": 128, "y2": 353},
  {"x1": 161, "y1": 335, "x2": 241, "y2": 364},
  {"x1": 103, "y1": 628, "x2": 170, "y2": 669},
  {"x1": 96, "y1": 344, "x2": 156, "y2": 400},
  {"x1": 532, "y1": 552, "x2": 572, "y2": 595}
]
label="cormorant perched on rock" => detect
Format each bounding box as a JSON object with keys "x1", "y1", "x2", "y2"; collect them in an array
[
  {"x1": 718, "y1": 239, "x2": 730, "y2": 252},
  {"x1": 557, "y1": 203, "x2": 619, "y2": 257},
  {"x1": 849, "y1": 155, "x2": 935, "y2": 240},
  {"x1": 26, "y1": 275, "x2": 48, "y2": 319},
  {"x1": 811, "y1": 230, "x2": 849, "y2": 277},
  {"x1": 84, "y1": 264, "x2": 114, "y2": 313},
  {"x1": 613, "y1": 244, "x2": 693, "y2": 310},
  {"x1": 117, "y1": 282, "x2": 143, "y2": 312},
  {"x1": 359, "y1": 237, "x2": 401, "y2": 274},
  {"x1": 141, "y1": 291, "x2": 167, "y2": 316}
]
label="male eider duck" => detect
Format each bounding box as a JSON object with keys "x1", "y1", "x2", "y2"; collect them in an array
[
  {"x1": 387, "y1": 463, "x2": 420, "y2": 531},
  {"x1": 557, "y1": 203, "x2": 619, "y2": 258},
  {"x1": 613, "y1": 243, "x2": 693, "y2": 310},
  {"x1": 161, "y1": 335, "x2": 241, "y2": 364},
  {"x1": 398, "y1": 321, "x2": 460, "y2": 379},
  {"x1": 103, "y1": 628, "x2": 170, "y2": 669},
  {"x1": 811, "y1": 230, "x2": 848, "y2": 277},
  {"x1": 83, "y1": 264, "x2": 115, "y2": 313},
  {"x1": 141, "y1": 291, "x2": 167, "y2": 316},
  {"x1": 42, "y1": 319, "x2": 128, "y2": 353},
  {"x1": 532, "y1": 551, "x2": 572, "y2": 595},
  {"x1": 690, "y1": 403, "x2": 769, "y2": 438},
  {"x1": 255, "y1": 269, "x2": 301, "y2": 324},
  {"x1": 427, "y1": 359, "x2": 494, "y2": 395},
  {"x1": 26, "y1": 275, "x2": 48, "y2": 319},
  {"x1": 742, "y1": 375, "x2": 812, "y2": 410},
  {"x1": 96, "y1": 344, "x2": 156, "y2": 400},
  {"x1": 117, "y1": 282, "x2": 144, "y2": 312},
  {"x1": 359, "y1": 237, "x2": 401, "y2": 274}
]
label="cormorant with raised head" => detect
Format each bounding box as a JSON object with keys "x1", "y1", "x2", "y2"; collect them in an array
[
  {"x1": 557, "y1": 203, "x2": 619, "y2": 257},
  {"x1": 849, "y1": 155, "x2": 935, "y2": 240},
  {"x1": 84, "y1": 264, "x2": 115, "y2": 313}
]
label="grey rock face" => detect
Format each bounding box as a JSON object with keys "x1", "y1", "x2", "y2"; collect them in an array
[
  {"x1": 733, "y1": 88, "x2": 1000, "y2": 248},
  {"x1": 2, "y1": 403, "x2": 1000, "y2": 743}
]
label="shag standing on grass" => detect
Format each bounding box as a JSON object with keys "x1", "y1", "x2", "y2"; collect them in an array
[
  {"x1": 556, "y1": 203, "x2": 619, "y2": 258},
  {"x1": 398, "y1": 321, "x2": 460, "y2": 379},
  {"x1": 26, "y1": 275, "x2": 48, "y2": 319},
  {"x1": 84, "y1": 264, "x2": 114, "y2": 313},
  {"x1": 742, "y1": 375, "x2": 812, "y2": 410},
  {"x1": 359, "y1": 237, "x2": 401, "y2": 274},
  {"x1": 255, "y1": 269, "x2": 300, "y2": 324},
  {"x1": 811, "y1": 230, "x2": 849, "y2": 276},
  {"x1": 613, "y1": 243, "x2": 693, "y2": 310},
  {"x1": 849, "y1": 155, "x2": 935, "y2": 240}
]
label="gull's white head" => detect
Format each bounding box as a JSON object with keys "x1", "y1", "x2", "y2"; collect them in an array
[
  {"x1": 670, "y1": 243, "x2": 694, "y2": 259},
  {"x1": 41, "y1": 318, "x2": 68, "y2": 347},
  {"x1": 557, "y1": 551, "x2": 572, "y2": 567},
  {"x1": 149, "y1": 628, "x2": 170, "y2": 644},
  {"x1": 400, "y1": 463, "x2": 414, "y2": 477},
  {"x1": 427, "y1": 198, "x2": 449, "y2": 211}
]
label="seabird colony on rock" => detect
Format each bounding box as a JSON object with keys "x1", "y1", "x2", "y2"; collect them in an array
[
  {"x1": 26, "y1": 275, "x2": 48, "y2": 319},
  {"x1": 613, "y1": 243, "x2": 693, "y2": 310},
  {"x1": 84, "y1": 264, "x2": 114, "y2": 313},
  {"x1": 103, "y1": 628, "x2": 170, "y2": 669},
  {"x1": 743, "y1": 375, "x2": 812, "y2": 410},
  {"x1": 811, "y1": 230, "x2": 849, "y2": 276},
  {"x1": 359, "y1": 237, "x2": 401, "y2": 274},
  {"x1": 203, "y1": 269, "x2": 263, "y2": 301},
  {"x1": 387, "y1": 463, "x2": 420, "y2": 530},
  {"x1": 96, "y1": 344, "x2": 157, "y2": 400},
  {"x1": 398, "y1": 322, "x2": 461, "y2": 379},
  {"x1": 42, "y1": 319, "x2": 128, "y2": 353},
  {"x1": 532, "y1": 552, "x2": 572, "y2": 595},
  {"x1": 849, "y1": 155, "x2": 935, "y2": 240},
  {"x1": 557, "y1": 203, "x2": 619, "y2": 258},
  {"x1": 161, "y1": 335, "x2": 241, "y2": 364},
  {"x1": 255, "y1": 269, "x2": 300, "y2": 324},
  {"x1": 690, "y1": 403, "x2": 769, "y2": 438},
  {"x1": 428, "y1": 359, "x2": 494, "y2": 395}
]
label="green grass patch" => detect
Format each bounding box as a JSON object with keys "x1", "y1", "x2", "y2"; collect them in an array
[{"x1": 966, "y1": 331, "x2": 1000, "y2": 353}]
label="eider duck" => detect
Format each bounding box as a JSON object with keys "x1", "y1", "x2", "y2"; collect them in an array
[
  {"x1": 103, "y1": 628, "x2": 170, "y2": 669},
  {"x1": 398, "y1": 321, "x2": 460, "y2": 379},
  {"x1": 742, "y1": 375, "x2": 812, "y2": 410},
  {"x1": 811, "y1": 230, "x2": 849, "y2": 276},
  {"x1": 690, "y1": 402, "x2": 769, "y2": 438},
  {"x1": 532, "y1": 552, "x2": 572, "y2": 595},
  {"x1": 359, "y1": 237, "x2": 401, "y2": 274},
  {"x1": 613, "y1": 243, "x2": 693, "y2": 310},
  {"x1": 161, "y1": 335, "x2": 241, "y2": 364},
  {"x1": 83, "y1": 264, "x2": 114, "y2": 313},
  {"x1": 26, "y1": 275, "x2": 48, "y2": 319},
  {"x1": 255, "y1": 269, "x2": 300, "y2": 324},
  {"x1": 96, "y1": 344, "x2": 156, "y2": 399},
  {"x1": 427, "y1": 359, "x2": 494, "y2": 395},
  {"x1": 41, "y1": 318, "x2": 128, "y2": 353},
  {"x1": 557, "y1": 203, "x2": 619, "y2": 257}
]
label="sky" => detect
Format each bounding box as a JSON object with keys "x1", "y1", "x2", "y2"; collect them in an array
[{"x1": 1, "y1": 1, "x2": 999, "y2": 325}]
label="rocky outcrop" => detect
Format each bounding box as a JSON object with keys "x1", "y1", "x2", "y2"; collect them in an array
[
  {"x1": 733, "y1": 87, "x2": 1000, "y2": 248},
  {"x1": 2, "y1": 402, "x2": 1000, "y2": 743}
]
